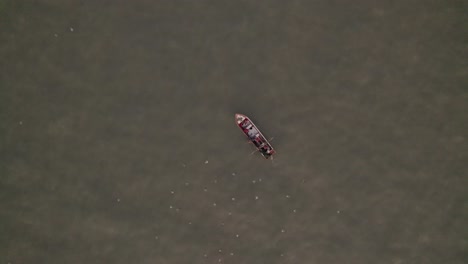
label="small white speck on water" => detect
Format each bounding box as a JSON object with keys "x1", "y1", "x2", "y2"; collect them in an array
[
  {"x1": 281, "y1": 229, "x2": 285, "y2": 233},
  {"x1": 155, "y1": 236, "x2": 158, "y2": 240},
  {"x1": 280, "y1": 254, "x2": 284, "y2": 257},
  {"x1": 185, "y1": 182, "x2": 189, "y2": 186},
  {"x1": 235, "y1": 234, "x2": 239, "y2": 238},
  {"x1": 232, "y1": 172, "x2": 236, "y2": 176},
  {"x1": 205, "y1": 160, "x2": 209, "y2": 164},
  {"x1": 175, "y1": 208, "x2": 180, "y2": 212},
  {"x1": 214, "y1": 180, "x2": 217, "y2": 183},
  {"x1": 188, "y1": 222, "x2": 192, "y2": 225},
  {"x1": 252, "y1": 180, "x2": 256, "y2": 184},
  {"x1": 258, "y1": 178, "x2": 262, "y2": 182},
  {"x1": 337, "y1": 210, "x2": 341, "y2": 214},
  {"x1": 231, "y1": 197, "x2": 236, "y2": 201},
  {"x1": 70, "y1": 27, "x2": 74, "y2": 32},
  {"x1": 228, "y1": 212, "x2": 232, "y2": 216},
  {"x1": 204, "y1": 188, "x2": 208, "y2": 192},
  {"x1": 170, "y1": 191, "x2": 174, "y2": 194},
  {"x1": 218, "y1": 249, "x2": 222, "y2": 253},
  {"x1": 213, "y1": 203, "x2": 217, "y2": 207},
  {"x1": 230, "y1": 252, "x2": 234, "y2": 256},
  {"x1": 286, "y1": 195, "x2": 290, "y2": 198},
  {"x1": 19, "y1": 121, "x2": 23, "y2": 125},
  {"x1": 218, "y1": 258, "x2": 222, "y2": 262},
  {"x1": 255, "y1": 196, "x2": 259, "y2": 200},
  {"x1": 293, "y1": 209, "x2": 297, "y2": 213},
  {"x1": 169, "y1": 205, "x2": 173, "y2": 209},
  {"x1": 54, "y1": 33, "x2": 58, "y2": 37},
  {"x1": 204, "y1": 254, "x2": 207, "y2": 257},
  {"x1": 116, "y1": 198, "x2": 120, "y2": 202}
]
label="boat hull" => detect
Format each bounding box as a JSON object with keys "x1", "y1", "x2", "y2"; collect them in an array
[{"x1": 235, "y1": 113, "x2": 275, "y2": 159}]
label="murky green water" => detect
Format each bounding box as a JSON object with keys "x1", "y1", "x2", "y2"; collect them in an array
[{"x1": 1, "y1": 1, "x2": 466, "y2": 263}]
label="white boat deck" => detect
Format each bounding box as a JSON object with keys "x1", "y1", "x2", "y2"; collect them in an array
[
  {"x1": 247, "y1": 126, "x2": 259, "y2": 138},
  {"x1": 241, "y1": 121, "x2": 259, "y2": 138}
]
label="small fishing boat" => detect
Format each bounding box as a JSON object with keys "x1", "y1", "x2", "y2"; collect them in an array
[{"x1": 235, "y1": 113, "x2": 275, "y2": 159}]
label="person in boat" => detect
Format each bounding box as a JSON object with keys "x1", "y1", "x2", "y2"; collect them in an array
[
  {"x1": 251, "y1": 136, "x2": 260, "y2": 147},
  {"x1": 260, "y1": 145, "x2": 272, "y2": 156},
  {"x1": 241, "y1": 120, "x2": 250, "y2": 129},
  {"x1": 253, "y1": 134, "x2": 261, "y2": 142}
]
